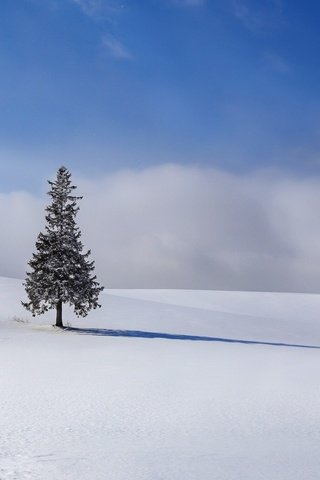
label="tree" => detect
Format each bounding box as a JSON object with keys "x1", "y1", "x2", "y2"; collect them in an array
[{"x1": 22, "y1": 166, "x2": 103, "y2": 328}]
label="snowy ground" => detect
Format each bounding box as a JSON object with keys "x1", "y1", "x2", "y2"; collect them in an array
[{"x1": 1, "y1": 277, "x2": 320, "y2": 479}]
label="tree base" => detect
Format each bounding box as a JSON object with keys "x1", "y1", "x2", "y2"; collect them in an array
[{"x1": 56, "y1": 300, "x2": 63, "y2": 328}]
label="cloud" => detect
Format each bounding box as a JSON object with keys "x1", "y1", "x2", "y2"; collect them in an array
[
  {"x1": 71, "y1": 0, "x2": 123, "y2": 19},
  {"x1": 170, "y1": 0, "x2": 205, "y2": 6},
  {"x1": 264, "y1": 52, "x2": 291, "y2": 74},
  {"x1": 231, "y1": 0, "x2": 283, "y2": 32},
  {"x1": 3, "y1": 164, "x2": 320, "y2": 293},
  {"x1": 71, "y1": 2, "x2": 132, "y2": 62},
  {"x1": 102, "y1": 35, "x2": 133, "y2": 60},
  {"x1": 0, "y1": 192, "x2": 45, "y2": 280}
]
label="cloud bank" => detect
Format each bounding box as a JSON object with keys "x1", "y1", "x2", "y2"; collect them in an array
[{"x1": 2, "y1": 164, "x2": 320, "y2": 292}]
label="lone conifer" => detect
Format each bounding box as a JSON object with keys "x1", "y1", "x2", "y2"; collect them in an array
[{"x1": 23, "y1": 166, "x2": 103, "y2": 327}]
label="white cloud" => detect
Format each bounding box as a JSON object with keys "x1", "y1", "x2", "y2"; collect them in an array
[
  {"x1": 71, "y1": 1, "x2": 132, "y2": 61},
  {"x1": 72, "y1": 0, "x2": 122, "y2": 18},
  {"x1": 171, "y1": 0, "x2": 205, "y2": 6},
  {"x1": 231, "y1": 0, "x2": 283, "y2": 32},
  {"x1": 4, "y1": 164, "x2": 320, "y2": 293},
  {"x1": 0, "y1": 192, "x2": 45, "y2": 279},
  {"x1": 102, "y1": 35, "x2": 133, "y2": 60},
  {"x1": 264, "y1": 52, "x2": 291, "y2": 74}
]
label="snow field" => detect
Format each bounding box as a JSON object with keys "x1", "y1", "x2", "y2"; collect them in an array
[{"x1": 1, "y1": 278, "x2": 320, "y2": 479}]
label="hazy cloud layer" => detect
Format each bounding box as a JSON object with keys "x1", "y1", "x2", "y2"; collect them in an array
[{"x1": 2, "y1": 164, "x2": 320, "y2": 292}]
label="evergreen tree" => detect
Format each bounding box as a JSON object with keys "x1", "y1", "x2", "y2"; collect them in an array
[{"x1": 22, "y1": 166, "x2": 103, "y2": 328}]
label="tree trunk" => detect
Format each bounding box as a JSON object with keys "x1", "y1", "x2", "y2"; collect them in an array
[{"x1": 56, "y1": 300, "x2": 63, "y2": 328}]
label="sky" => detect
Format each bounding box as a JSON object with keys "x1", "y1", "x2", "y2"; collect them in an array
[{"x1": 1, "y1": 0, "x2": 320, "y2": 291}]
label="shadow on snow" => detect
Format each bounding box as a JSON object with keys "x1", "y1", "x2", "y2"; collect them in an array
[{"x1": 65, "y1": 327, "x2": 320, "y2": 350}]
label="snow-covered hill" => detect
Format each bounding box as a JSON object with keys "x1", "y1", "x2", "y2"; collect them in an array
[{"x1": 1, "y1": 277, "x2": 320, "y2": 479}]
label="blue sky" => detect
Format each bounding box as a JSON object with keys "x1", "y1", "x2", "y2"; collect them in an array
[
  {"x1": 3, "y1": 1, "x2": 320, "y2": 290},
  {"x1": 1, "y1": 0, "x2": 320, "y2": 191}
]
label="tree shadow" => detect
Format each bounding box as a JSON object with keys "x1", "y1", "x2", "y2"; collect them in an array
[{"x1": 65, "y1": 327, "x2": 320, "y2": 350}]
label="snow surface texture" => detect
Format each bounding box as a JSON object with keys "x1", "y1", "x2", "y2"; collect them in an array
[{"x1": 1, "y1": 277, "x2": 320, "y2": 479}]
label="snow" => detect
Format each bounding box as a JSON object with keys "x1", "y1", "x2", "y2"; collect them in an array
[{"x1": 1, "y1": 277, "x2": 320, "y2": 479}]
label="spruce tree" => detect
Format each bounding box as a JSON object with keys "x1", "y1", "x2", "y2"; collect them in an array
[{"x1": 23, "y1": 166, "x2": 103, "y2": 328}]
